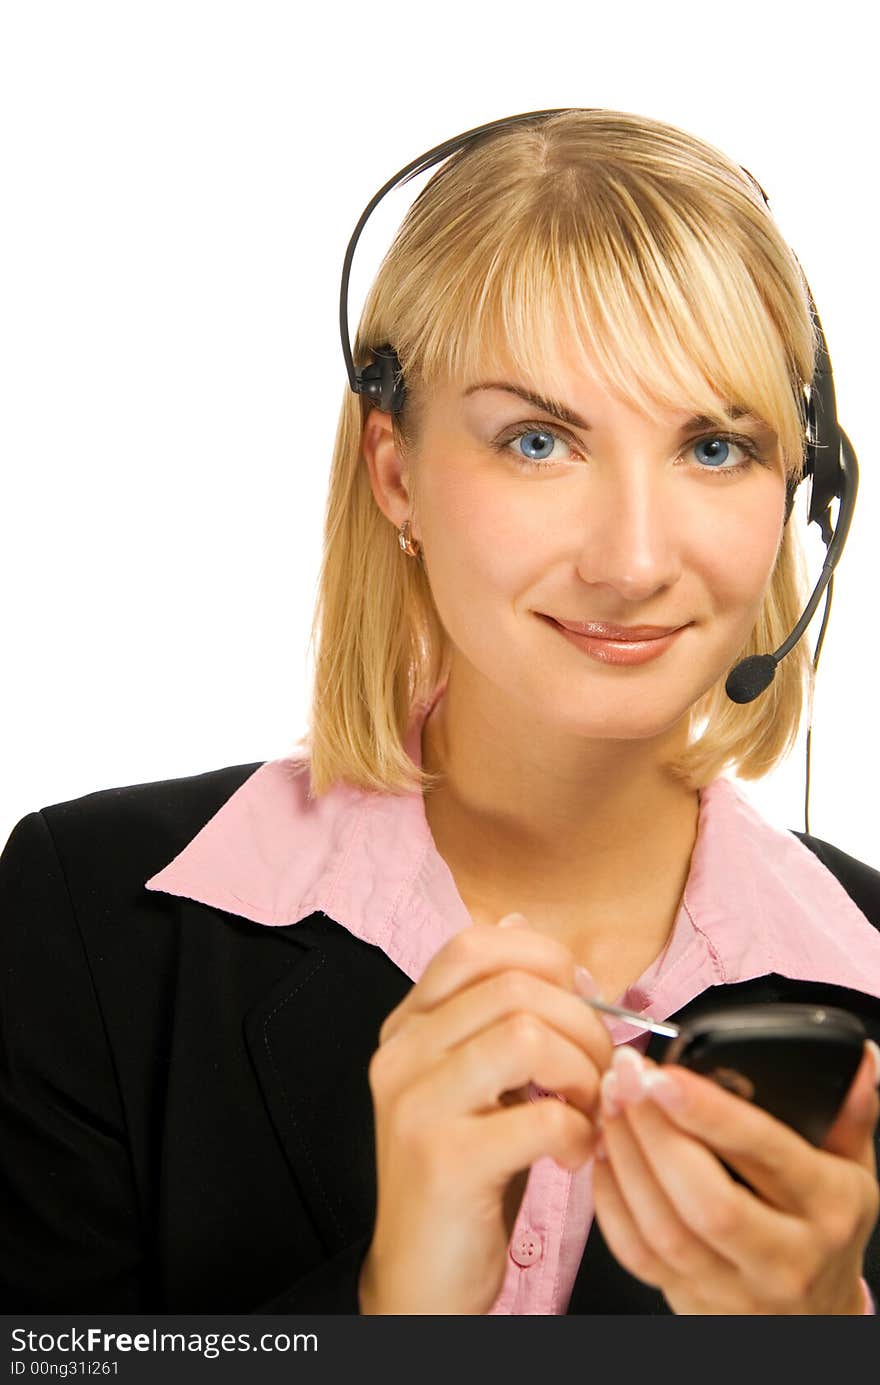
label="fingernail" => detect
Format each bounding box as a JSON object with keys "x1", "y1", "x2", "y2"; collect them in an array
[
  {"x1": 600, "y1": 1068, "x2": 621, "y2": 1119},
  {"x1": 867, "y1": 1039, "x2": 880, "y2": 1087},
  {"x1": 574, "y1": 965, "x2": 602, "y2": 999},
  {"x1": 641, "y1": 1068, "x2": 685, "y2": 1110},
  {"x1": 612, "y1": 1044, "x2": 645, "y2": 1072},
  {"x1": 497, "y1": 912, "x2": 530, "y2": 928},
  {"x1": 611, "y1": 1043, "x2": 647, "y2": 1104}
]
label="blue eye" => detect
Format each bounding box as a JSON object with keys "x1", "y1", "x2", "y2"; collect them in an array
[
  {"x1": 492, "y1": 423, "x2": 763, "y2": 478},
  {"x1": 510, "y1": 429, "x2": 561, "y2": 463},
  {"x1": 693, "y1": 437, "x2": 741, "y2": 470}
]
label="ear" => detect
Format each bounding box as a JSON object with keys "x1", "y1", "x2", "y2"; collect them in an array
[{"x1": 361, "y1": 406, "x2": 417, "y2": 536}]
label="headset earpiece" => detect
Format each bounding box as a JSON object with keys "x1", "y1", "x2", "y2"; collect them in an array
[{"x1": 356, "y1": 344, "x2": 406, "y2": 414}]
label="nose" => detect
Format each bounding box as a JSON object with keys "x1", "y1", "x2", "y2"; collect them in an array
[{"x1": 572, "y1": 457, "x2": 684, "y2": 602}]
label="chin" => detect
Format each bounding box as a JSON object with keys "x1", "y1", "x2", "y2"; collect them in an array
[{"x1": 520, "y1": 682, "x2": 693, "y2": 742}]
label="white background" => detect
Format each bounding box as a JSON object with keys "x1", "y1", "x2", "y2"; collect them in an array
[{"x1": 2, "y1": 1, "x2": 876, "y2": 864}]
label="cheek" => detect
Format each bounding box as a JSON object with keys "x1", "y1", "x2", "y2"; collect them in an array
[
  {"x1": 421, "y1": 470, "x2": 534, "y2": 599},
  {"x1": 700, "y1": 504, "x2": 783, "y2": 627}
]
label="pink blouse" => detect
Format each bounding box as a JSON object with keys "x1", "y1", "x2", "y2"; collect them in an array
[{"x1": 145, "y1": 681, "x2": 880, "y2": 1314}]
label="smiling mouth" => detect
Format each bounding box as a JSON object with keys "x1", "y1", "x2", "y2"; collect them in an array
[{"x1": 537, "y1": 614, "x2": 688, "y2": 642}]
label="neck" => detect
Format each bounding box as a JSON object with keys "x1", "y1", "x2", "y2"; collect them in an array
[{"x1": 419, "y1": 662, "x2": 701, "y2": 937}]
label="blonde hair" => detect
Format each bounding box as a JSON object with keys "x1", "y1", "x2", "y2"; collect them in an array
[{"x1": 302, "y1": 109, "x2": 818, "y2": 799}]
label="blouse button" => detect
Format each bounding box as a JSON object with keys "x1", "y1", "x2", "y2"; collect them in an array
[{"x1": 510, "y1": 1229, "x2": 544, "y2": 1267}]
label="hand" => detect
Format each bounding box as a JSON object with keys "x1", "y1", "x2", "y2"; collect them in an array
[
  {"x1": 359, "y1": 915, "x2": 613, "y2": 1314},
  {"x1": 591, "y1": 1040, "x2": 880, "y2": 1314}
]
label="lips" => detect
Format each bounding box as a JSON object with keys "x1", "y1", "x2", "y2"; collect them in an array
[{"x1": 544, "y1": 616, "x2": 685, "y2": 642}]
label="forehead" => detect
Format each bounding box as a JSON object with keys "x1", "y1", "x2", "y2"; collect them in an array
[{"x1": 442, "y1": 314, "x2": 726, "y2": 420}]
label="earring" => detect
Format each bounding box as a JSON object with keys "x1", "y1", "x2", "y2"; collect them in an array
[{"x1": 398, "y1": 520, "x2": 421, "y2": 557}]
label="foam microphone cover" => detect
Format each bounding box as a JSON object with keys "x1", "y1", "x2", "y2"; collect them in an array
[{"x1": 725, "y1": 653, "x2": 778, "y2": 703}]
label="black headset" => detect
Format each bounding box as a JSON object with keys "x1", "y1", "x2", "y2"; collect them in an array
[{"x1": 339, "y1": 109, "x2": 860, "y2": 835}]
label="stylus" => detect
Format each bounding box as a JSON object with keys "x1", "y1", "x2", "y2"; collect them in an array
[{"x1": 582, "y1": 996, "x2": 680, "y2": 1039}]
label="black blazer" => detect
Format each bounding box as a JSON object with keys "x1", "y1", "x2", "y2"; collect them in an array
[{"x1": 2, "y1": 761, "x2": 880, "y2": 1315}]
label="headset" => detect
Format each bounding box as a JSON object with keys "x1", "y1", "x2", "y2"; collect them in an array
[{"x1": 338, "y1": 109, "x2": 860, "y2": 836}]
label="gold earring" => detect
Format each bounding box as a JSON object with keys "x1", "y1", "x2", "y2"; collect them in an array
[{"x1": 398, "y1": 520, "x2": 421, "y2": 557}]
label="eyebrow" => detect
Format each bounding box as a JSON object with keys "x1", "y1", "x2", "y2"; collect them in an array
[{"x1": 461, "y1": 380, "x2": 761, "y2": 433}]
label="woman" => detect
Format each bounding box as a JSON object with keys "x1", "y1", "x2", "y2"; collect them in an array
[{"x1": 2, "y1": 108, "x2": 879, "y2": 1316}]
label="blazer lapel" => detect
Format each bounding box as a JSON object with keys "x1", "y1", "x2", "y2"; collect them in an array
[{"x1": 243, "y1": 912, "x2": 410, "y2": 1257}]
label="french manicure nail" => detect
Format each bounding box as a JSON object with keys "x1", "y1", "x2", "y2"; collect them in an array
[
  {"x1": 641, "y1": 1068, "x2": 685, "y2": 1110},
  {"x1": 867, "y1": 1039, "x2": 880, "y2": 1087},
  {"x1": 498, "y1": 912, "x2": 529, "y2": 928},
  {"x1": 600, "y1": 1068, "x2": 621, "y2": 1119},
  {"x1": 612, "y1": 1044, "x2": 645, "y2": 1072},
  {"x1": 612, "y1": 1043, "x2": 646, "y2": 1103},
  {"x1": 574, "y1": 965, "x2": 602, "y2": 999}
]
